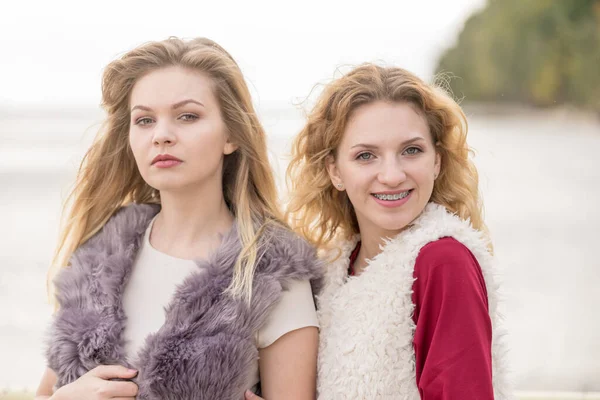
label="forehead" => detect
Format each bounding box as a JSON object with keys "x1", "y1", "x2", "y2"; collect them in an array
[
  {"x1": 341, "y1": 101, "x2": 430, "y2": 146},
  {"x1": 129, "y1": 66, "x2": 215, "y2": 108}
]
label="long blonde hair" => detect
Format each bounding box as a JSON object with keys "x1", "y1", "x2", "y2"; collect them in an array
[
  {"x1": 287, "y1": 64, "x2": 487, "y2": 249},
  {"x1": 50, "y1": 37, "x2": 283, "y2": 303}
]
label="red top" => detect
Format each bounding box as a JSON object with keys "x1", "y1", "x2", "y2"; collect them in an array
[{"x1": 348, "y1": 237, "x2": 494, "y2": 399}]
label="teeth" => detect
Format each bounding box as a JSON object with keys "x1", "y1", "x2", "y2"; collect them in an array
[{"x1": 373, "y1": 191, "x2": 410, "y2": 201}]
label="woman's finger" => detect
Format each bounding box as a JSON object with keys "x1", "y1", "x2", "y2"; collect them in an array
[
  {"x1": 105, "y1": 380, "x2": 138, "y2": 397},
  {"x1": 245, "y1": 389, "x2": 265, "y2": 399}
]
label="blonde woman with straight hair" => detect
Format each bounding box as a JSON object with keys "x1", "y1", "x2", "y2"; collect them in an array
[
  {"x1": 35, "y1": 37, "x2": 320, "y2": 400},
  {"x1": 286, "y1": 64, "x2": 513, "y2": 399}
]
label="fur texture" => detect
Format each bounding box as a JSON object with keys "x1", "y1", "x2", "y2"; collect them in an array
[
  {"x1": 46, "y1": 203, "x2": 322, "y2": 400},
  {"x1": 316, "y1": 203, "x2": 513, "y2": 399}
]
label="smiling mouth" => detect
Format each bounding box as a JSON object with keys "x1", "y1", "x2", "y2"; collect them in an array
[{"x1": 371, "y1": 190, "x2": 412, "y2": 201}]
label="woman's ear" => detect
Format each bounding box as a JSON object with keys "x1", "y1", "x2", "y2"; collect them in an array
[
  {"x1": 326, "y1": 154, "x2": 345, "y2": 191},
  {"x1": 223, "y1": 138, "x2": 238, "y2": 155},
  {"x1": 434, "y1": 152, "x2": 441, "y2": 179}
]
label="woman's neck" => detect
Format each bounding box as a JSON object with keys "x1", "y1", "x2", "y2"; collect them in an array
[
  {"x1": 353, "y1": 234, "x2": 384, "y2": 276},
  {"x1": 150, "y1": 184, "x2": 234, "y2": 260},
  {"x1": 353, "y1": 222, "x2": 406, "y2": 276}
]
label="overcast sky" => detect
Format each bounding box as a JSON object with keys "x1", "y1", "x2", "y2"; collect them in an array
[{"x1": 0, "y1": 0, "x2": 485, "y2": 108}]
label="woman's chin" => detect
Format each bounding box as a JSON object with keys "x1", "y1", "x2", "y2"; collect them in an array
[
  {"x1": 145, "y1": 180, "x2": 187, "y2": 193},
  {"x1": 370, "y1": 214, "x2": 419, "y2": 236}
]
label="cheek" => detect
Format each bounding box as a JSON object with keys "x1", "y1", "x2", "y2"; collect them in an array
[
  {"x1": 340, "y1": 166, "x2": 374, "y2": 197},
  {"x1": 188, "y1": 135, "x2": 225, "y2": 161},
  {"x1": 128, "y1": 133, "x2": 145, "y2": 162},
  {"x1": 128, "y1": 131, "x2": 153, "y2": 176},
  {"x1": 412, "y1": 163, "x2": 436, "y2": 189},
  {"x1": 127, "y1": 132, "x2": 138, "y2": 157},
  {"x1": 190, "y1": 121, "x2": 227, "y2": 149},
  {"x1": 183, "y1": 132, "x2": 228, "y2": 175}
]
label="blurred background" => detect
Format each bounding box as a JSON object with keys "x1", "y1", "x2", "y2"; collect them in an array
[{"x1": 1, "y1": 0, "x2": 599, "y2": 399}]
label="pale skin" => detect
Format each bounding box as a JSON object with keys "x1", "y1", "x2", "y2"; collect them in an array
[
  {"x1": 327, "y1": 101, "x2": 441, "y2": 276},
  {"x1": 36, "y1": 66, "x2": 317, "y2": 399}
]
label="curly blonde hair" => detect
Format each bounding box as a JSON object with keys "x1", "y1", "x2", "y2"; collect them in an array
[
  {"x1": 50, "y1": 37, "x2": 283, "y2": 303},
  {"x1": 286, "y1": 64, "x2": 487, "y2": 249}
]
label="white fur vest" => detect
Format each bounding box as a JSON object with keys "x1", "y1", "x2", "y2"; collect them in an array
[
  {"x1": 46, "y1": 203, "x2": 321, "y2": 400},
  {"x1": 316, "y1": 203, "x2": 513, "y2": 399}
]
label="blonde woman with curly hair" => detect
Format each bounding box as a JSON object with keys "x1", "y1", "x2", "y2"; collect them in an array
[
  {"x1": 284, "y1": 64, "x2": 513, "y2": 399},
  {"x1": 34, "y1": 37, "x2": 320, "y2": 400}
]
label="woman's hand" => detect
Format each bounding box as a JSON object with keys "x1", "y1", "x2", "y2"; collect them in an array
[
  {"x1": 52, "y1": 365, "x2": 138, "y2": 400},
  {"x1": 245, "y1": 390, "x2": 264, "y2": 399}
]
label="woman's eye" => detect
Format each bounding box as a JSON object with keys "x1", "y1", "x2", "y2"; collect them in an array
[
  {"x1": 356, "y1": 152, "x2": 374, "y2": 161},
  {"x1": 404, "y1": 147, "x2": 422, "y2": 155},
  {"x1": 135, "y1": 117, "x2": 153, "y2": 126},
  {"x1": 179, "y1": 113, "x2": 198, "y2": 122}
]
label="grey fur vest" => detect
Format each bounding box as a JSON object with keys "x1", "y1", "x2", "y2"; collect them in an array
[{"x1": 45, "y1": 203, "x2": 321, "y2": 400}]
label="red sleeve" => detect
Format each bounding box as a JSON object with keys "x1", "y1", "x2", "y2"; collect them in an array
[{"x1": 411, "y1": 237, "x2": 494, "y2": 400}]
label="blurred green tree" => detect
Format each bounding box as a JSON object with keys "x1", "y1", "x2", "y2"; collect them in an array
[{"x1": 436, "y1": 0, "x2": 600, "y2": 112}]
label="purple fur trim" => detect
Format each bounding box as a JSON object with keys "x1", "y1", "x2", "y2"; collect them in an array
[{"x1": 46, "y1": 203, "x2": 321, "y2": 399}]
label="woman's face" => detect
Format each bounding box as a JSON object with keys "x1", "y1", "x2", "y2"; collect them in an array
[
  {"x1": 129, "y1": 66, "x2": 237, "y2": 194},
  {"x1": 327, "y1": 101, "x2": 440, "y2": 239}
]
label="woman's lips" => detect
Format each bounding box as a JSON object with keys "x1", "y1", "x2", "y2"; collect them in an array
[
  {"x1": 153, "y1": 159, "x2": 182, "y2": 168},
  {"x1": 371, "y1": 189, "x2": 413, "y2": 208},
  {"x1": 151, "y1": 154, "x2": 183, "y2": 168}
]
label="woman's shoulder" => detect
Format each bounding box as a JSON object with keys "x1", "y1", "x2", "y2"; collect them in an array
[
  {"x1": 262, "y1": 222, "x2": 316, "y2": 258},
  {"x1": 414, "y1": 237, "x2": 485, "y2": 288},
  {"x1": 256, "y1": 278, "x2": 319, "y2": 348},
  {"x1": 73, "y1": 203, "x2": 158, "y2": 253},
  {"x1": 53, "y1": 203, "x2": 159, "y2": 304},
  {"x1": 417, "y1": 237, "x2": 476, "y2": 265},
  {"x1": 258, "y1": 222, "x2": 323, "y2": 281},
  {"x1": 99, "y1": 203, "x2": 159, "y2": 239}
]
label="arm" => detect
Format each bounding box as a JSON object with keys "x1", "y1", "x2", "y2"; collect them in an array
[
  {"x1": 412, "y1": 238, "x2": 494, "y2": 400},
  {"x1": 34, "y1": 365, "x2": 139, "y2": 400},
  {"x1": 34, "y1": 368, "x2": 57, "y2": 399},
  {"x1": 257, "y1": 326, "x2": 318, "y2": 400},
  {"x1": 247, "y1": 279, "x2": 319, "y2": 400}
]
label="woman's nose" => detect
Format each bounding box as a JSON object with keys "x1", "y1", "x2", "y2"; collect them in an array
[
  {"x1": 377, "y1": 159, "x2": 407, "y2": 187},
  {"x1": 152, "y1": 122, "x2": 176, "y2": 146}
]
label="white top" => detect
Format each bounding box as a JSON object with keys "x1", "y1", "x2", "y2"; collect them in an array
[{"x1": 122, "y1": 216, "x2": 319, "y2": 387}]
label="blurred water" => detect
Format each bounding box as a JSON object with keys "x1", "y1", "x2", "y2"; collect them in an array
[{"x1": 0, "y1": 105, "x2": 599, "y2": 391}]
